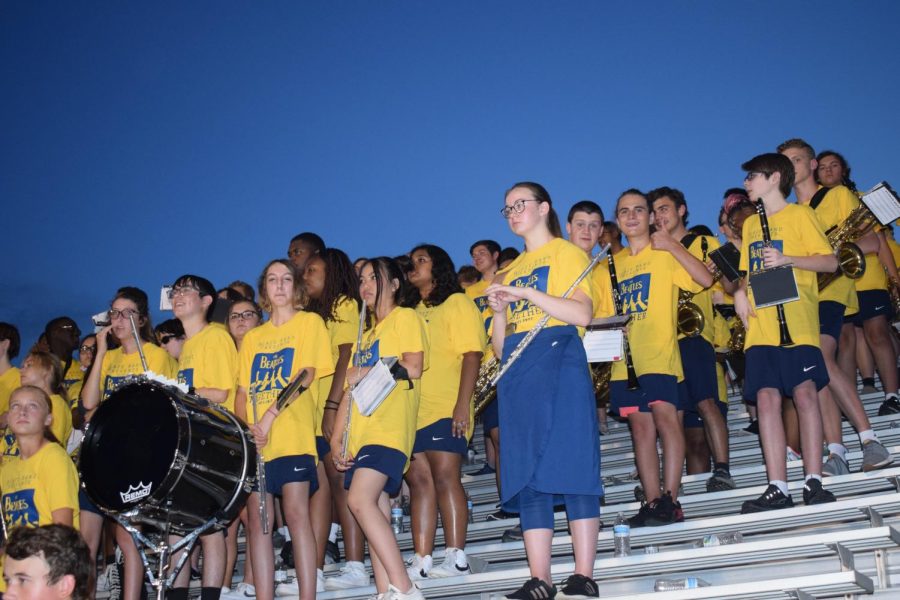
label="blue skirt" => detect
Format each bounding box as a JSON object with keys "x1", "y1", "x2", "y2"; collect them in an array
[{"x1": 498, "y1": 325, "x2": 603, "y2": 511}]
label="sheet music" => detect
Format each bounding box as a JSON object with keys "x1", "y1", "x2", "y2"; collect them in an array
[
  {"x1": 583, "y1": 329, "x2": 624, "y2": 363},
  {"x1": 351, "y1": 358, "x2": 397, "y2": 416},
  {"x1": 861, "y1": 182, "x2": 900, "y2": 226}
]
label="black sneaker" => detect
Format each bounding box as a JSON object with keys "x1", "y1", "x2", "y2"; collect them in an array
[
  {"x1": 706, "y1": 467, "x2": 736, "y2": 492},
  {"x1": 644, "y1": 492, "x2": 681, "y2": 527},
  {"x1": 325, "y1": 539, "x2": 340, "y2": 564},
  {"x1": 503, "y1": 577, "x2": 557, "y2": 600},
  {"x1": 878, "y1": 396, "x2": 900, "y2": 416},
  {"x1": 487, "y1": 509, "x2": 516, "y2": 521},
  {"x1": 502, "y1": 525, "x2": 523, "y2": 542},
  {"x1": 741, "y1": 484, "x2": 794, "y2": 514},
  {"x1": 803, "y1": 478, "x2": 836, "y2": 505},
  {"x1": 556, "y1": 574, "x2": 598, "y2": 599},
  {"x1": 627, "y1": 502, "x2": 655, "y2": 528}
]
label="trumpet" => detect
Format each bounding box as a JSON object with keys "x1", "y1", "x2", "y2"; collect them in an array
[{"x1": 818, "y1": 201, "x2": 876, "y2": 290}]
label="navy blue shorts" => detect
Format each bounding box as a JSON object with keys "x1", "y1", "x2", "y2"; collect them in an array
[
  {"x1": 413, "y1": 418, "x2": 467, "y2": 455},
  {"x1": 610, "y1": 373, "x2": 680, "y2": 417},
  {"x1": 851, "y1": 290, "x2": 893, "y2": 326},
  {"x1": 316, "y1": 436, "x2": 330, "y2": 462},
  {"x1": 682, "y1": 395, "x2": 728, "y2": 429},
  {"x1": 261, "y1": 454, "x2": 318, "y2": 496},
  {"x1": 744, "y1": 345, "x2": 830, "y2": 399},
  {"x1": 344, "y1": 444, "x2": 407, "y2": 496},
  {"x1": 79, "y1": 487, "x2": 104, "y2": 516},
  {"x1": 482, "y1": 393, "x2": 499, "y2": 433},
  {"x1": 678, "y1": 337, "x2": 719, "y2": 408},
  {"x1": 819, "y1": 300, "x2": 846, "y2": 341}
]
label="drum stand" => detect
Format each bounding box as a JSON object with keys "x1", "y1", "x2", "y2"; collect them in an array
[{"x1": 113, "y1": 501, "x2": 218, "y2": 600}]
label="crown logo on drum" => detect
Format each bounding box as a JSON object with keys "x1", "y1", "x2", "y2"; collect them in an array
[{"x1": 119, "y1": 481, "x2": 152, "y2": 504}]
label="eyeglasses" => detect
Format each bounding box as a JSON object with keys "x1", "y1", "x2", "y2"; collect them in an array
[
  {"x1": 229, "y1": 310, "x2": 260, "y2": 322},
  {"x1": 79, "y1": 345, "x2": 96, "y2": 353},
  {"x1": 500, "y1": 198, "x2": 540, "y2": 218},
  {"x1": 159, "y1": 335, "x2": 183, "y2": 345},
  {"x1": 109, "y1": 308, "x2": 139, "y2": 321},
  {"x1": 167, "y1": 286, "x2": 199, "y2": 300},
  {"x1": 744, "y1": 172, "x2": 765, "y2": 182}
]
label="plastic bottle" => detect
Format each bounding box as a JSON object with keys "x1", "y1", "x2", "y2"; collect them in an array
[
  {"x1": 613, "y1": 512, "x2": 630, "y2": 557},
  {"x1": 701, "y1": 531, "x2": 743, "y2": 547},
  {"x1": 466, "y1": 492, "x2": 475, "y2": 524},
  {"x1": 390, "y1": 500, "x2": 404, "y2": 535},
  {"x1": 654, "y1": 577, "x2": 710, "y2": 591}
]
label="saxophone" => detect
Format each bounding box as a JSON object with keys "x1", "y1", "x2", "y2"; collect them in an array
[
  {"x1": 676, "y1": 237, "x2": 711, "y2": 338},
  {"x1": 473, "y1": 356, "x2": 499, "y2": 417},
  {"x1": 818, "y1": 202, "x2": 877, "y2": 290}
]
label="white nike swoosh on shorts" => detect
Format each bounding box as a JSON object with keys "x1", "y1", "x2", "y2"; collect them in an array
[
  {"x1": 357, "y1": 454, "x2": 370, "y2": 461},
  {"x1": 803, "y1": 365, "x2": 816, "y2": 372},
  {"x1": 293, "y1": 467, "x2": 306, "y2": 472},
  {"x1": 432, "y1": 436, "x2": 444, "y2": 441}
]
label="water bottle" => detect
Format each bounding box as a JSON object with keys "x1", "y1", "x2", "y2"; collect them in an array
[
  {"x1": 466, "y1": 492, "x2": 475, "y2": 524},
  {"x1": 701, "y1": 531, "x2": 743, "y2": 547},
  {"x1": 613, "y1": 512, "x2": 630, "y2": 557},
  {"x1": 390, "y1": 500, "x2": 404, "y2": 535},
  {"x1": 654, "y1": 577, "x2": 710, "y2": 591}
]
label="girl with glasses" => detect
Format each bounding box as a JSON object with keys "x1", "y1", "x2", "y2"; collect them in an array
[
  {"x1": 80, "y1": 286, "x2": 177, "y2": 600},
  {"x1": 486, "y1": 182, "x2": 602, "y2": 600}
]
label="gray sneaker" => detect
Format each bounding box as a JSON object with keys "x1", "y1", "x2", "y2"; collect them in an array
[
  {"x1": 822, "y1": 453, "x2": 850, "y2": 477},
  {"x1": 862, "y1": 440, "x2": 893, "y2": 472}
]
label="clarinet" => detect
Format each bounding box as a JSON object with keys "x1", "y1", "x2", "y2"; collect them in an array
[
  {"x1": 754, "y1": 199, "x2": 794, "y2": 346},
  {"x1": 607, "y1": 252, "x2": 640, "y2": 390}
]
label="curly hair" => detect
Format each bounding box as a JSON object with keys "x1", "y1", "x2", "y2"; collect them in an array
[
  {"x1": 305, "y1": 248, "x2": 361, "y2": 323},
  {"x1": 405, "y1": 244, "x2": 462, "y2": 308}
]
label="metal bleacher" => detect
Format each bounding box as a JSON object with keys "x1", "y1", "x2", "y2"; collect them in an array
[{"x1": 153, "y1": 383, "x2": 900, "y2": 598}]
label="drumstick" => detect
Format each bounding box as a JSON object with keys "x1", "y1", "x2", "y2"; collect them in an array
[{"x1": 127, "y1": 313, "x2": 149, "y2": 372}]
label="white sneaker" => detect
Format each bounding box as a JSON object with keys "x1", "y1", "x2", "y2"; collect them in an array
[
  {"x1": 317, "y1": 569, "x2": 325, "y2": 593},
  {"x1": 385, "y1": 583, "x2": 425, "y2": 600},
  {"x1": 405, "y1": 553, "x2": 432, "y2": 581},
  {"x1": 274, "y1": 580, "x2": 297, "y2": 597},
  {"x1": 428, "y1": 547, "x2": 471, "y2": 578},
  {"x1": 221, "y1": 583, "x2": 256, "y2": 599},
  {"x1": 324, "y1": 561, "x2": 370, "y2": 590}
]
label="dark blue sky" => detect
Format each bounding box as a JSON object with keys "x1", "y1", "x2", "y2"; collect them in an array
[{"x1": 2, "y1": 1, "x2": 899, "y2": 358}]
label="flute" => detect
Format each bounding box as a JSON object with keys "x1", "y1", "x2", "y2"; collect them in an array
[
  {"x1": 754, "y1": 199, "x2": 794, "y2": 346},
  {"x1": 341, "y1": 300, "x2": 367, "y2": 461},
  {"x1": 606, "y1": 252, "x2": 640, "y2": 390},
  {"x1": 249, "y1": 382, "x2": 269, "y2": 534},
  {"x1": 489, "y1": 246, "x2": 608, "y2": 390}
]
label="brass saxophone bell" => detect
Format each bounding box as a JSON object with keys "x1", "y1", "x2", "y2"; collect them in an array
[
  {"x1": 836, "y1": 242, "x2": 866, "y2": 279},
  {"x1": 473, "y1": 356, "x2": 500, "y2": 417},
  {"x1": 676, "y1": 289, "x2": 705, "y2": 338}
]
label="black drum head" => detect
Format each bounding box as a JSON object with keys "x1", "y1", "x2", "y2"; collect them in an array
[{"x1": 80, "y1": 381, "x2": 180, "y2": 513}]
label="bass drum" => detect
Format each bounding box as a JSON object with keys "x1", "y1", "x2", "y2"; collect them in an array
[{"x1": 80, "y1": 378, "x2": 255, "y2": 534}]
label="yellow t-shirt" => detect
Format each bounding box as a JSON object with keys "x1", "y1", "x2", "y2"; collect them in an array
[
  {"x1": 315, "y1": 297, "x2": 360, "y2": 437},
  {"x1": 854, "y1": 233, "x2": 889, "y2": 292},
  {"x1": 415, "y1": 293, "x2": 486, "y2": 433},
  {"x1": 591, "y1": 259, "x2": 616, "y2": 319},
  {"x1": 801, "y1": 185, "x2": 860, "y2": 314},
  {"x1": 99, "y1": 344, "x2": 177, "y2": 401},
  {"x1": 609, "y1": 245, "x2": 699, "y2": 381},
  {"x1": 347, "y1": 307, "x2": 428, "y2": 463},
  {"x1": 464, "y1": 279, "x2": 496, "y2": 365},
  {"x1": 1, "y1": 441, "x2": 79, "y2": 530},
  {"x1": 62, "y1": 359, "x2": 84, "y2": 403},
  {"x1": 178, "y1": 324, "x2": 238, "y2": 413},
  {"x1": 238, "y1": 311, "x2": 333, "y2": 462},
  {"x1": 678, "y1": 235, "x2": 721, "y2": 345},
  {"x1": 497, "y1": 237, "x2": 595, "y2": 333},
  {"x1": 0, "y1": 367, "x2": 21, "y2": 416},
  {"x1": 888, "y1": 237, "x2": 900, "y2": 270},
  {"x1": 740, "y1": 203, "x2": 832, "y2": 349}
]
